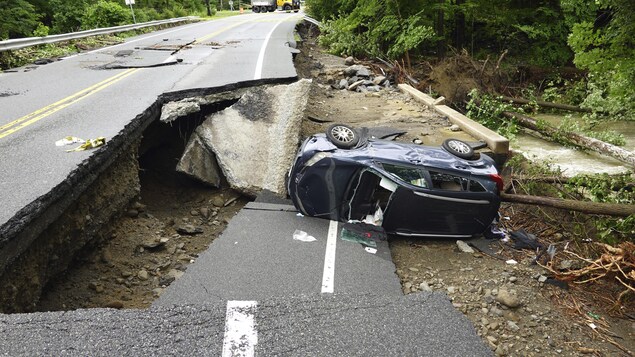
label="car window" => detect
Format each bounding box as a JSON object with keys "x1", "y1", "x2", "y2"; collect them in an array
[
  {"x1": 429, "y1": 171, "x2": 468, "y2": 191},
  {"x1": 430, "y1": 170, "x2": 488, "y2": 192},
  {"x1": 382, "y1": 163, "x2": 428, "y2": 188}
]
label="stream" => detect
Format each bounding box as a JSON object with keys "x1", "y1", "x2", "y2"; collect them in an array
[{"x1": 512, "y1": 114, "x2": 635, "y2": 176}]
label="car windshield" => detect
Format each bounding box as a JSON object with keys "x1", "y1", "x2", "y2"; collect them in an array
[{"x1": 381, "y1": 163, "x2": 428, "y2": 188}]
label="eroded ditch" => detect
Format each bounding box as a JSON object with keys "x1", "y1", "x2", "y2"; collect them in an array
[{"x1": 0, "y1": 80, "x2": 303, "y2": 313}]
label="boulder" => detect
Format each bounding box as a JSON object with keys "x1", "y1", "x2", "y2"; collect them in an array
[{"x1": 181, "y1": 79, "x2": 312, "y2": 196}]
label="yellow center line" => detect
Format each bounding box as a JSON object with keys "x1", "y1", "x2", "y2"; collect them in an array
[
  {"x1": 0, "y1": 69, "x2": 140, "y2": 139},
  {"x1": 194, "y1": 18, "x2": 254, "y2": 44}
]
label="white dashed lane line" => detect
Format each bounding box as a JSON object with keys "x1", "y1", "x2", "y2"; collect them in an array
[
  {"x1": 321, "y1": 220, "x2": 338, "y2": 293},
  {"x1": 222, "y1": 300, "x2": 258, "y2": 357}
]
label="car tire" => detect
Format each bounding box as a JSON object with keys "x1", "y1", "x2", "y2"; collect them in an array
[
  {"x1": 326, "y1": 124, "x2": 359, "y2": 149},
  {"x1": 283, "y1": 4, "x2": 291, "y2": 10},
  {"x1": 442, "y1": 138, "x2": 474, "y2": 159}
]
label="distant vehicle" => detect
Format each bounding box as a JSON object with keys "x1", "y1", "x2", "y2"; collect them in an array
[
  {"x1": 287, "y1": 124, "x2": 503, "y2": 238},
  {"x1": 251, "y1": 0, "x2": 300, "y2": 13}
]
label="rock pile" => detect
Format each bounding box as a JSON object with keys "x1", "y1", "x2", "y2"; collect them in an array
[{"x1": 330, "y1": 64, "x2": 390, "y2": 93}]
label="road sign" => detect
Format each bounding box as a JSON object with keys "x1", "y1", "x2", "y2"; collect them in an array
[{"x1": 125, "y1": 0, "x2": 135, "y2": 5}]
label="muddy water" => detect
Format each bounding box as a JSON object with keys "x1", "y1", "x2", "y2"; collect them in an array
[{"x1": 512, "y1": 114, "x2": 635, "y2": 176}]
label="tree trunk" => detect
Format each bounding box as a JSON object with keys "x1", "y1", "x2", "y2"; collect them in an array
[
  {"x1": 501, "y1": 193, "x2": 635, "y2": 217},
  {"x1": 499, "y1": 96, "x2": 591, "y2": 113},
  {"x1": 205, "y1": 0, "x2": 212, "y2": 16},
  {"x1": 502, "y1": 111, "x2": 635, "y2": 167},
  {"x1": 453, "y1": 0, "x2": 465, "y2": 50},
  {"x1": 436, "y1": 0, "x2": 446, "y2": 59}
]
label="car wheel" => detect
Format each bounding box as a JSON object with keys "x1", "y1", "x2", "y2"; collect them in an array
[
  {"x1": 442, "y1": 138, "x2": 474, "y2": 159},
  {"x1": 326, "y1": 124, "x2": 359, "y2": 149},
  {"x1": 253, "y1": 6, "x2": 259, "y2": 12},
  {"x1": 283, "y1": 4, "x2": 291, "y2": 10}
]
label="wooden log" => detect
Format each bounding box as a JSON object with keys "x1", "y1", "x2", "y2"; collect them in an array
[
  {"x1": 499, "y1": 96, "x2": 592, "y2": 113},
  {"x1": 500, "y1": 192, "x2": 635, "y2": 217},
  {"x1": 502, "y1": 111, "x2": 635, "y2": 168}
]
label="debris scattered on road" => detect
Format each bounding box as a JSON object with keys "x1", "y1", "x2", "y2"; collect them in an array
[
  {"x1": 339, "y1": 223, "x2": 388, "y2": 248},
  {"x1": 506, "y1": 259, "x2": 518, "y2": 265},
  {"x1": 364, "y1": 247, "x2": 377, "y2": 254},
  {"x1": 65, "y1": 137, "x2": 106, "y2": 152},
  {"x1": 55, "y1": 136, "x2": 85, "y2": 146},
  {"x1": 292, "y1": 229, "x2": 316, "y2": 242}
]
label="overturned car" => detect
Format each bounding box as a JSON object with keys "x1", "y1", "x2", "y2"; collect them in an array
[{"x1": 287, "y1": 124, "x2": 503, "y2": 238}]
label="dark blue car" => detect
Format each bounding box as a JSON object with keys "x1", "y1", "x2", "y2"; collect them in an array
[{"x1": 287, "y1": 124, "x2": 503, "y2": 238}]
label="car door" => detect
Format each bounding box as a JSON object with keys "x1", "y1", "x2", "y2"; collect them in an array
[{"x1": 382, "y1": 169, "x2": 499, "y2": 237}]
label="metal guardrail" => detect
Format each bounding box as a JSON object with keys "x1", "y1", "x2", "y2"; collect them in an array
[
  {"x1": 302, "y1": 15, "x2": 322, "y2": 27},
  {"x1": 0, "y1": 16, "x2": 200, "y2": 52}
]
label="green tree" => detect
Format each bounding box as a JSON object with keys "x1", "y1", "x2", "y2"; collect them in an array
[
  {"x1": 0, "y1": 0, "x2": 41, "y2": 39},
  {"x1": 318, "y1": 0, "x2": 435, "y2": 61},
  {"x1": 563, "y1": 0, "x2": 635, "y2": 118},
  {"x1": 50, "y1": 0, "x2": 89, "y2": 33},
  {"x1": 82, "y1": 1, "x2": 131, "y2": 29}
]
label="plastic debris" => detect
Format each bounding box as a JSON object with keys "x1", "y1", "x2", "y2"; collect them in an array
[
  {"x1": 340, "y1": 223, "x2": 385, "y2": 248},
  {"x1": 509, "y1": 229, "x2": 543, "y2": 251},
  {"x1": 55, "y1": 136, "x2": 85, "y2": 146},
  {"x1": 365, "y1": 247, "x2": 377, "y2": 254},
  {"x1": 296, "y1": 213, "x2": 304, "y2": 217},
  {"x1": 339, "y1": 222, "x2": 387, "y2": 248},
  {"x1": 362, "y1": 206, "x2": 383, "y2": 226},
  {"x1": 506, "y1": 259, "x2": 518, "y2": 265},
  {"x1": 293, "y1": 229, "x2": 316, "y2": 242},
  {"x1": 66, "y1": 137, "x2": 106, "y2": 152}
]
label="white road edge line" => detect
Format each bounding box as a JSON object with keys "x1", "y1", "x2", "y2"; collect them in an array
[
  {"x1": 253, "y1": 19, "x2": 284, "y2": 80},
  {"x1": 321, "y1": 220, "x2": 338, "y2": 293},
  {"x1": 222, "y1": 300, "x2": 258, "y2": 357}
]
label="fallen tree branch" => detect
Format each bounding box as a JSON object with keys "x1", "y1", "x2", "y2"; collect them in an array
[
  {"x1": 500, "y1": 192, "x2": 635, "y2": 217},
  {"x1": 499, "y1": 96, "x2": 592, "y2": 113},
  {"x1": 502, "y1": 110, "x2": 635, "y2": 167}
]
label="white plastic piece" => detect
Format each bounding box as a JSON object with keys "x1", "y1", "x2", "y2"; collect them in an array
[
  {"x1": 506, "y1": 259, "x2": 518, "y2": 265},
  {"x1": 365, "y1": 247, "x2": 377, "y2": 254},
  {"x1": 293, "y1": 229, "x2": 317, "y2": 242}
]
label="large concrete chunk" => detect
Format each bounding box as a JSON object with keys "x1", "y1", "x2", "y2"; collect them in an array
[
  {"x1": 179, "y1": 79, "x2": 312, "y2": 196},
  {"x1": 176, "y1": 132, "x2": 222, "y2": 187}
]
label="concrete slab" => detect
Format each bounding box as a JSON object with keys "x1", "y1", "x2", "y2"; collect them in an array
[
  {"x1": 178, "y1": 79, "x2": 312, "y2": 196},
  {"x1": 0, "y1": 293, "x2": 492, "y2": 356},
  {"x1": 399, "y1": 84, "x2": 509, "y2": 154},
  {"x1": 155, "y1": 203, "x2": 401, "y2": 306}
]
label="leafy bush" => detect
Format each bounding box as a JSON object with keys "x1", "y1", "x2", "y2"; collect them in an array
[
  {"x1": 82, "y1": 1, "x2": 130, "y2": 29},
  {"x1": 466, "y1": 90, "x2": 520, "y2": 139}
]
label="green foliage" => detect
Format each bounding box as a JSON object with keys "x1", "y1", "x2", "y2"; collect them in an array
[
  {"x1": 557, "y1": 117, "x2": 626, "y2": 146},
  {"x1": 566, "y1": 174, "x2": 635, "y2": 243},
  {"x1": 318, "y1": 0, "x2": 435, "y2": 60},
  {"x1": 0, "y1": 0, "x2": 41, "y2": 39},
  {"x1": 32, "y1": 23, "x2": 50, "y2": 37},
  {"x1": 563, "y1": 0, "x2": 635, "y2": 120},
  {"x1": 466, "y1": 90, "x2": 520, "y2": 139},
  {"x1": 50, "y1": 0, "x2": 89, "y2": 33},
  {"x1": 82, "y1": 1, "x2": 130, "y2": 29}
]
